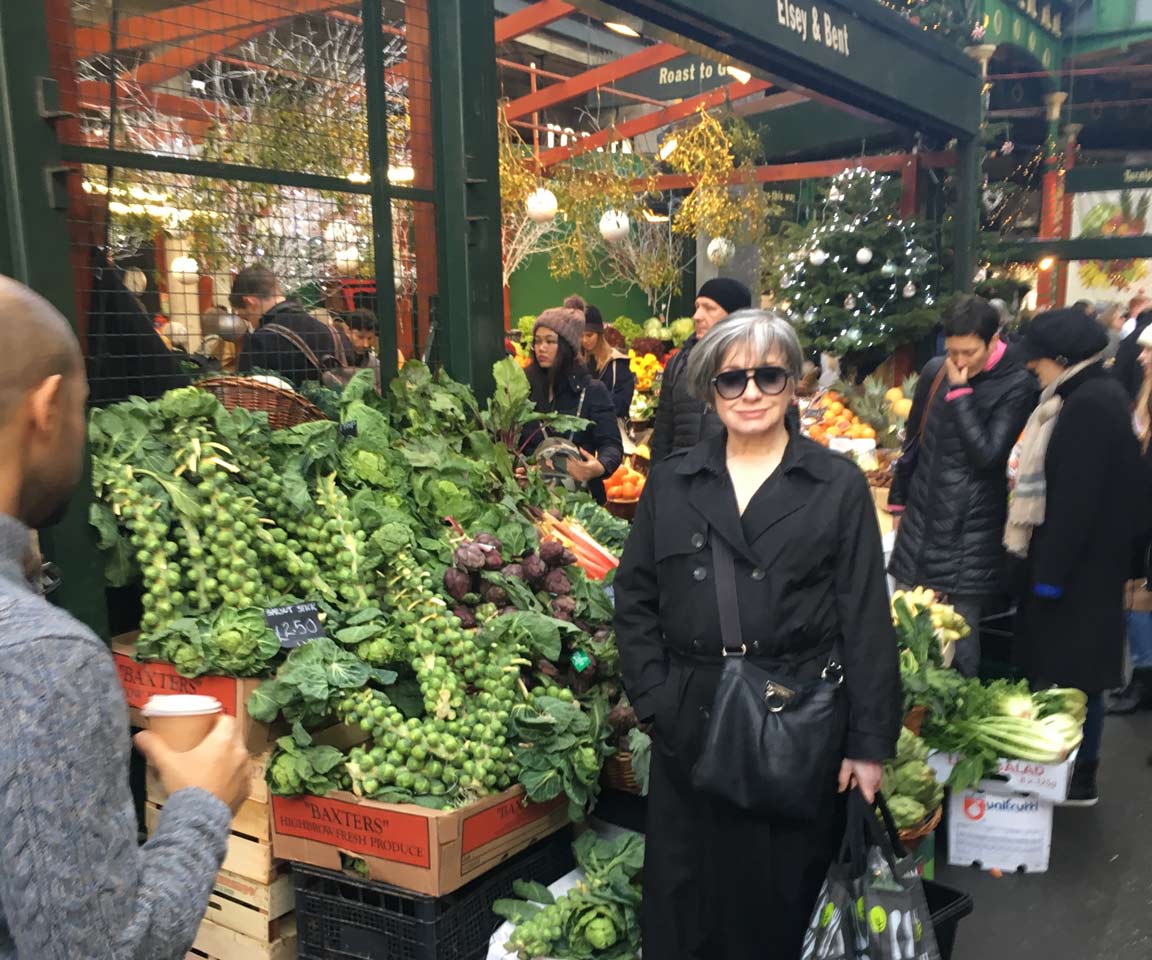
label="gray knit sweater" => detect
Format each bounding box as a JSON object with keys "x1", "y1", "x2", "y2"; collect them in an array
[{"x1": 0, "y1": 514, "x2": 232, "y2": 958}]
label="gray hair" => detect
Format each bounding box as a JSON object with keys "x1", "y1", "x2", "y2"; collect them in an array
[{"x1": 685, "y1": 309, "x2": 804, "y2": 403}]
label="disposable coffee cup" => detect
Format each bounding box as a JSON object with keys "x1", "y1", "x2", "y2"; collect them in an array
[{"x1": 141, "y1": 695, "x2": 223, "y2": 752}]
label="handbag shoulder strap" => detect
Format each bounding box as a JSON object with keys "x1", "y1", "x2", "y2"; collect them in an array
[
  {"x1": 908, "y1": 363, "x2": 948, "y2": 447},
  {"x1": 263, "y1": 323, "x2": 323, "y2": 372},
  {"x1": 326, "y1": 325, "x2": 349, "y2": 366},
  {"x1": 710, "y1": 536, "x2": 745, "y2": 656}
]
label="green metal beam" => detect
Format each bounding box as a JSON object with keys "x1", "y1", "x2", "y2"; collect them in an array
[
  {"x1": 59, "y1": 144, "x2": 437, "y2": 204},
  {"x1": 430, "y1": 0, "x2": 505, "y2": 393},
  {"x1": 990, "y1": 235, "x2": 1152, "y2": 261},
  {"x1": 362, "y1": 0, "x2": 399, "y2": 379},
  {"x1": 0, "y1": 3, "x2": 109, "y2": 637},
  {"x1": 574, "y1": 0, "x2": 982, "y2": 137}
]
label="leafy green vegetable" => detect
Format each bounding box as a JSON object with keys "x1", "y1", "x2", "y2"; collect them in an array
[
  {"x1": 510, "y1": 691, "x2": 616, "y2": 821},
  {"x1": 249, "y1": 637, "x2": 396, "y2": 728},
  {"x1": 267, "y1": 723, "x2": 351, "y2": 797},
  {"x1": 495, "y1": 831, "x2": 645, "y2": 960}
]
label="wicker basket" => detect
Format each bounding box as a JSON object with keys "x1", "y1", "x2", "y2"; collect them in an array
[
  {"x1": 897, "y1": 803, "x2": 943, "y2": 853},
  {"x1": 605, "y1": 498, "x2": 639, "y2": 521},
  {"x1": 196, "y1": 376, "x2": 327, "y2": 430},
  {"x1": 602, "y1": 750, "x2": 643, "y2": 794}
]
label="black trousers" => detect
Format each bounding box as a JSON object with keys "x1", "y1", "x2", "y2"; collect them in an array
[{"x1": 643, "y1": 747, "x2": 846, "y2": 960}]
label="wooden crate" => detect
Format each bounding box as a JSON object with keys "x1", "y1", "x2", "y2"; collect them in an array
[
  {"x1": 204, "y1": 866, "x2": 294, "y2": 942},
  {"x1": 146, "y1": 802, "x2": 279, "y2": 885},
  {"x1": 186, "y1": 915, "x2": 296, "y2": 960}
]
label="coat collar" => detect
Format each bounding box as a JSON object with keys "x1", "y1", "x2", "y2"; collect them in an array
[
  {"x1": 1056, "y1": 359, "x2": 1107, "y2": 399},
  {"x1": 674, "y1": 425, "x2": 832, "y2": 561}
]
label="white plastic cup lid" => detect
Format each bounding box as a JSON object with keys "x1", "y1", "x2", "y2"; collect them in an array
[{"x1": 141, "y1": 694, "x2": 224, "y2": 718}]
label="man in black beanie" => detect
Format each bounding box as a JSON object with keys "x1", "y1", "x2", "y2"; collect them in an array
[{"x1": 651, "y1": 278, "x2": 752, "y2": 460}]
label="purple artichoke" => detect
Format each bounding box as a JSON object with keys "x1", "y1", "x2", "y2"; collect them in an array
[
  {"x1": 443, "y1": 567, "x2": 473, "y2": 602},
  {"x1": 453, "y1": 542, "x2": 486, "y2": 572},
  {"x1": 544, "y1": 568, "x2": 573, "y2": 596},
  {"x1": 539, "y1": 540, "x2": 566, "y2": 568},
  {"x1": 521, "y1": 553, "x2": 547, "y2": 584}
]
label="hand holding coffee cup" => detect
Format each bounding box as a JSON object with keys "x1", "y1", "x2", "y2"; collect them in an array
[{"x1": 134, "y1": 696, "x2": 251, "y2": 815}]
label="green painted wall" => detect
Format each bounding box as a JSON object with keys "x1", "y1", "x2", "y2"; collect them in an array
[{"x1": 507, "y1": 251, "x2": 696, "y2": 329}]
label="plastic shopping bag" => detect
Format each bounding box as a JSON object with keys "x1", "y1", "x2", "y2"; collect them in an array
[{"x1": 803, "y1": 792, "x2": 941, "y2": 960}]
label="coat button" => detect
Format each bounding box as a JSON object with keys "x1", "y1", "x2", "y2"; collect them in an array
[
  {"x1": 691, "y1": 532, "x2": 706, "y2": 549},
  {"x1": 693, "y1": 566, "x2": 708, "y2": 582},
  {"x1": 751, "y1": 567, "x2": 766, "y2": 581}
]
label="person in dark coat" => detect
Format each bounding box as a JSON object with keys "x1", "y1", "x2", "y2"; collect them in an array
[
  {"x1": 580, "y1": 303, "x2": 635, "y2": 420},
  {"x1": 521, "y1": 304, "x2": 622, "y2": 504},
  {"x1": 888, "y1": 295, "x2": 1037, "y2": 675},
  {"x1": 1009, "y1": 308, "x2": 1151, "y2": 805},
  {"x1": 650, "y1": 278, "x2": 752, "y2": 460},
  {"x1": 615, "y1": 309, "x2": 900, "y2": 960},
  {"x1": 86, "y1": 254, "x2": 190, "y2": 405},
  {"x1": 1111, "y1": 302, "x2": 1152, "y2": 401},
  {"x1": 231, "y1": 265, "x2": 354, "y2": 387}
]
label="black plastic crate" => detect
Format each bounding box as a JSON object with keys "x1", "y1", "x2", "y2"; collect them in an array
[
  {"x1": 924, "y1": 879, "x2": 974, "y2": 960},
  {"x1": 294, "y1": 827, "x2": 575, "y2": 960}
]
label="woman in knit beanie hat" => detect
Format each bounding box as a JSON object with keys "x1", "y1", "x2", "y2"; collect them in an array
[{"x1": 523, "y1": 299, "x2": 623, "y2": 503}]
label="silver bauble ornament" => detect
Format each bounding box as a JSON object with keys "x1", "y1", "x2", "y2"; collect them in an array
[
  {"x1": 881, "y1": 261, "x2": 897, "y2": 277},
  {"x1": 903, "y1": 282, "x2": 917, "y2": 298},
  {"x1": 809, "y1": 249, "x2": 829, "y2": 266},
  {"x1": 707, "y1": 237, "x2": 736, "y2": 267},
  {"x1": 844, "y1": 294, "x2": 857, "y2": 310},
  {"x1": 855, "y1": 247, "x2": 874, "y2": 265},
  {"x1": 525, "y1": 187, "x2": 558, "y2": 223},
  {"x1": 598, "y1": 209, "x2": 630, "y2": 243}
]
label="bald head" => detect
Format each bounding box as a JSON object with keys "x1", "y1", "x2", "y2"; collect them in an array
[
  {"x1": 0, "y1": 276, "x2": 83, "y2": 421},
  {"x1": 0, "y1": 276, "x2": 88, "y2": 529}
]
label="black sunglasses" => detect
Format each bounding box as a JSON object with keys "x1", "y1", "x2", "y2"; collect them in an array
[{"x1": 711, "y1": 365, "x2": 790, "y2": 400}]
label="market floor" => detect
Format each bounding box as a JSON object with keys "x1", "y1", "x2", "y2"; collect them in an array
[{"x1": 940, "y1": 710, "x2": 1152, "y2": 960}]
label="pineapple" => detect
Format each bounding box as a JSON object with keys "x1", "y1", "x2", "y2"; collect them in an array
[{"x1": 901, "y1": 373, "x2": 919, "y2": 400}]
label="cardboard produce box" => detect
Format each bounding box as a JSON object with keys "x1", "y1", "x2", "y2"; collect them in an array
[
  {"x1": 946, "y1": 788, "x2": 1053, "y2": 873},
  {"x1": 272, "y1": 786, "x2": 568, "y2": 896},
  {"x1": 112, "y1": 633, "x2": 279, "y2": 753},
  {"x1": 927, "y1": 749, "x2": 1077, "y2": 803}
]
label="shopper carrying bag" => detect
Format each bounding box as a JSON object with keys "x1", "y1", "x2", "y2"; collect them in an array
[{"x1": 614, "y1": 310, "x2": 900, "y2": 960}]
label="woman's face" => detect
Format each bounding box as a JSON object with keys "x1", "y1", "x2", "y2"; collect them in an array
[
  {"x1": 1026, "y1": 357, "x2": 1065, "y2": 389},
  {"x1": 581, "y1": 330, "x2": 600, "y2": 356},
  {"x1": 712, "y1": 344, "x2": 793, "y2": 439},
  {"x1": 533, "y1": 329, "x2": 560, "y2": 370}
]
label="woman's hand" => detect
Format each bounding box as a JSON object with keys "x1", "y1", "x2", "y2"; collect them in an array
[
  {"x1": 838, "y1": 758, "x2": 884, "y2": 803},
  {"x1": 566, "y1": 448, "x2": 606, "y2": 482}
]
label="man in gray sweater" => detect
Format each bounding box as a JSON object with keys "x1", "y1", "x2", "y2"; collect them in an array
[{"x1": 0, "y1": 276, "x2": 251, "y2": 958}]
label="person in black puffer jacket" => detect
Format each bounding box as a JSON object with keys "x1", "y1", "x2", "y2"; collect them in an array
[
  {"x1": 650, "y1": 278, "x2": 752, "y2": 460},
  {"x1": 888, "y1": 295, "x2": 1037, "y2": 675},
  {"x1": 521, "y1": 304, "x2": 623, "y2": 504}
]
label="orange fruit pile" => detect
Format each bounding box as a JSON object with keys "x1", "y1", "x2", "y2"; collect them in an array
[
  {"x1": 807, "y1": 392, "x2": 876, "y2": 445},
  {"x1": 604, "y1": 464, "x2": 647, "y2": 502}
]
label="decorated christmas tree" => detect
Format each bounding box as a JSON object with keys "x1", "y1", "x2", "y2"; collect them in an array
[{"x1": 774, "y1": 167, "x2": 940, "y2": 355}]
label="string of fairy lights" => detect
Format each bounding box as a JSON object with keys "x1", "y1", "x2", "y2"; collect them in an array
[{"x1": 777, "y1": 167, "x2": 934, "y2": 352}]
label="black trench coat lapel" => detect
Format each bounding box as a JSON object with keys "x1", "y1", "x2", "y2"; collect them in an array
[
  {"x1": 739, "y1": 473, "x2": 810, "y2": 548},
  {"x1": 685, "y1": 471, "x2": 760, "y2": 566}
]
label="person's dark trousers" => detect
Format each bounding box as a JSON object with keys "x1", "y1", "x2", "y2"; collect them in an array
[
  {"x1": 1079, "y1": 693, "x2": 1105, "y2": 766},
  {"x1": 1066, "y1": 694, "x2": 1104, "y2": 806},
  {"x1": 642, "y1": 747, "x2": 844, "y2": 959},
  {"x1": 949, "y1": 596, "x2": 985, "y2": 678}
]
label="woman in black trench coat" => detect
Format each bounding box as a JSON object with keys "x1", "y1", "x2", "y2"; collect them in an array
[
  {"x1": 614, "y1": 310, "x2": 901, "y2": 960},
  {"x1": 1008, "y1": 309, "x2": 1151, "y2": 805}
]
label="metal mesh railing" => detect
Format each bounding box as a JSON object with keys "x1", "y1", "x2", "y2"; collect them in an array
[{"x1": 48, "y1": 0, "x2": 439, "y2": 402}]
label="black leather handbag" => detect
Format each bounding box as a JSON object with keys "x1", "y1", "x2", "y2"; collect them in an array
[{"x1": 690, "y1": 536, "x2": 848, "y2": 820}]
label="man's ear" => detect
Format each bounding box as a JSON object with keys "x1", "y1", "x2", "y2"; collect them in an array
[{"x1": 26, "y1": 375, "x2": 65, "y2": 434}]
